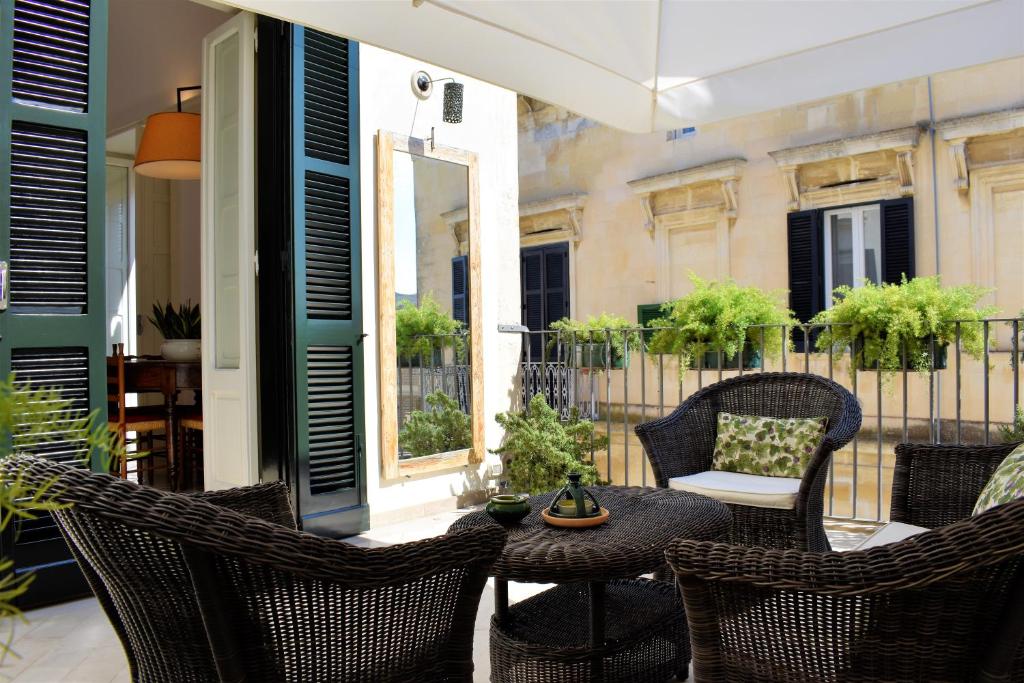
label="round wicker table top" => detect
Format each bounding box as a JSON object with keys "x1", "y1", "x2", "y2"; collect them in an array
[{"x1": 449, "y1": 486, "x2": 731, "y2": 584}]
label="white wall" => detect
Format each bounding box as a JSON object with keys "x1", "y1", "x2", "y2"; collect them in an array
[{"x1": 358, "y1": 46, "x2": 520, "y2": 521}]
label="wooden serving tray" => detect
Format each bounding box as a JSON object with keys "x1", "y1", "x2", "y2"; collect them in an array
[{"x1": 541, "y1": 506, "x2": 610, "y2": 528}]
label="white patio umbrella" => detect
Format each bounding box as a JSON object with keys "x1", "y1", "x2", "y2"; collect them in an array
[{"x1": 221, "y1": 0, "x2": 1024, "y2": 133}]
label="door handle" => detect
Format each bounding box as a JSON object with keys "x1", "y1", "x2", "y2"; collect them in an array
[{"x1": 0, "y1": 261, "x2": 9, "y2": 312}]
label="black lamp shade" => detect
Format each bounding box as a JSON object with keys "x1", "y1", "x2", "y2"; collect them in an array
[{"x1": 443, "y1": 82, "x2": 464, "y2": 123}]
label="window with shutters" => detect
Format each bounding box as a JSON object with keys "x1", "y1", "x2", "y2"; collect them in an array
[
  {"x1": 520, "y1": 242, "x2": 569, "y2": 359},
  {"x1": 822, "y1": 204, "x2": 882, "y2": 306},
  {"x1": 787, "y1": 197, "x2": 915, "y2": 328}
]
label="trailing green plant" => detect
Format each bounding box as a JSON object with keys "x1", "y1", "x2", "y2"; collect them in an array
[
  {"x1": 812, "y1": 276, "x2": 996, "y2": 374},
  {"x1": 395, "y1": 295, "x2": 464, "y2": 362},
  {"x1": 398, "y1": 390, "x2": 472, "y2": 458},
  {"x1": 548, "y1": 313, "x2": 643, "y2": 367},
  {"x1": 492, "y1": 394, "x2": 607, "y2": 495},
  {"x1": 0, "y1": 374, "x2": 122, "y2": 662},
  {"x1": 1000, "y1": 406, "x2": 1024, "y2": 444},
  {"x1": 646, "y1": 275, "x2": 795, "y2": 372},
  {"x1": 148, "y1": 300, "x2": 201, "y2": 340}
]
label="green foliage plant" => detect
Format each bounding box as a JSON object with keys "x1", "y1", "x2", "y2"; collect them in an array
[
  {"x1": 812, "y1": 276, "x2": 996, "y2": 375},
  {"x1": 398, "y1": 390, "x2": 472, "y2": 458},
  {"x1": 148, "y1": 300, "x2": 201, "y2": 340},
  {"x1": 0, "y1": 374, "x2": 122, "y2": 662},
  {"x1": 548, "y1": 313, "x2": 643, "y2": 368},
  {"x1": 646, "y1": 274, "x2": 796, "y2": 373},
  {"x1": 492, "y1": 394, "x2": 607, "y2": 495},
  {"x1": 1000, "y1": 406, "x2": 1024, "y2": 444},
  {"x1": 395, "y1": 294, "x2": 464, "y2": 362}
]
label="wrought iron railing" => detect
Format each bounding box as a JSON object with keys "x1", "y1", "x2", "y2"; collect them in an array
[{"x1": 514, "y1": 318, "x2": 1023, "y2": 522}]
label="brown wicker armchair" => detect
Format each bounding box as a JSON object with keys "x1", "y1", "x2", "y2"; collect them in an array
[
  {"x1": 635, "y1": 372, "x2": 861, "y2": 551},
  {"x1": 4, "y1": 454, "x2": 505, "y2": 683},
  {"x1": 665, "y1": 441, "x2": 1024, "y2": 683}
]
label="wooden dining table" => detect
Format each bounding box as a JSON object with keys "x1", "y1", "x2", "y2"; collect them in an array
[{"x1": 123, "y1": 358, "x2": 202, "y2": 486}]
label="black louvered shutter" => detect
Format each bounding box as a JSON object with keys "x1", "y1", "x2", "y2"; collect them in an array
[
  {"x1": 544, "y1": 245, "x2": 569, "y2": 326},
  {"x1": 880, "y1": 197, "x2": 915, "y2": 284},
  {"x1": 1, "y1": 0, "x2": 108, "y2": 606},
  {"x1": 452, "y1": 254, "x2": 468, "y2": 326},
  {"x1": 520, "y1": 247, "x2": 545, "y2": 359},
  {"x1": 787, "y1": 210, "x2": 823, "y2": 351},
  {"x1": 292, "y1": 27, "x2": 365, "y2": 537}
]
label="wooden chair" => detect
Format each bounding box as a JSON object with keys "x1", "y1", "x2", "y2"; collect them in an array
[
  {"x1": 107, "y1": 343, "x2": 170, "y2": 484},
  {"x1": 177, "y1": 410, "x2": 203, "y2": 490}
]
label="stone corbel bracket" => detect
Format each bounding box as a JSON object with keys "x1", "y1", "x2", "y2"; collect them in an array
[
  {"x1": 769, "y1": 126, "x2": 921, "y2": 210},
  {"x1": 627, "y1": 158, "x2": 747, "y2": 237},
  {"x1": 441, "y1": 206, "x2": 469, "y2": 253},
  {"x1": 936, "y1": 107, "x2": 1024, "y2": 193},
  {"x1": 518, "y1": 193, "x2": 587, "y2": 245}
]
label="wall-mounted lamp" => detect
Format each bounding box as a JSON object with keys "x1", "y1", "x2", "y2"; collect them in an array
[
  {"x1": 134, "y1": 86, "x2": 202, "y2": 180},
  {"x1": 410, "y1": 70, "x2": 464, "y2": 123}
]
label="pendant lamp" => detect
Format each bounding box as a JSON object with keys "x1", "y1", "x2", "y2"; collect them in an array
[{"x1": 134, "y1": 86, "x2": 201, "y2": 180}]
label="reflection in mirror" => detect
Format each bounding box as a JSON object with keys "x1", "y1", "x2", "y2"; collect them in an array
[{"x1": 393, "y1": 151, "x2": 471, "y2": 460}]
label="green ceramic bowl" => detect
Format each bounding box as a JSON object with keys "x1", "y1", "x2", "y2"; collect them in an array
[{"x1": 486, "y1": 494, "x2": 531, "y2": 524}]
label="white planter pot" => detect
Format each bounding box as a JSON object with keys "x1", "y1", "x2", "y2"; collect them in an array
[{"x1": 160, "y1": 339, "x2": 201, "y2": 362}]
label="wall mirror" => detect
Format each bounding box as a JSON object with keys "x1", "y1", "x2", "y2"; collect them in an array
[{"x1": 377, "y1": 131, "x2": 482, "y2": 479}]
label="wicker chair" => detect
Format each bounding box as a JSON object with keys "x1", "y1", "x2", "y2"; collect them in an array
[
  {"x1": 665, "y1": 442, "x2": 1024, "y2": 683},
  {"x1": 634, "y1": 372, "x2": 861, "y2": 551},
  {"x1": 3, "y1": 454, "x2": 505, "y2": 683}
]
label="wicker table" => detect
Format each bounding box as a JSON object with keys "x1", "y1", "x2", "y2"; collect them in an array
[{"x1": 450, "y1": 486, "x2": 731, "y2": 682}]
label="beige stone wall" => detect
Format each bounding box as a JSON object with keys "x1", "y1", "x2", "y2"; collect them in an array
[{"x1": 518, "y1": 57, "x2": 1024, "y2": 429}]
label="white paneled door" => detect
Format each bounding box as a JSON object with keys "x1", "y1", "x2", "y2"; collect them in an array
[{"x1": 201, "y1": 12, "x2": 258, "y2": 489}]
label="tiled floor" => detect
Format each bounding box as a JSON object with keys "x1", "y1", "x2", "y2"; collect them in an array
[{"x1": 0, "y1": 511, "x2": 870, "y2": 682}]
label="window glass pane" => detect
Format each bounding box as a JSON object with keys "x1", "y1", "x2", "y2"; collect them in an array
[
  {"x1": 862, "y1": 206, "x2": 882, "y2": 284},
  {"x1": 213, "y1": 33, "x2": 241, "y2": 369},
  {"x1": 829, "y1": 213, "x2": 854, "y2": 290}
]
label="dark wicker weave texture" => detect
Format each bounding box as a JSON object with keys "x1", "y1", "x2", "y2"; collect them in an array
[
  {"x1": 491, "y1": 579, "x2": 687, "y2": 683},
  {"x1": 453, "y1": 487, "x2": 731, "y2": 682},
  {"x1": 666, "y1": 442, "x2": 1024, "y2": 683},
  {"x1": 451, "y1": 486, "x2": 731, "y2": 582},
  {"x1": 4, "y1": 454, "x2": 505, "y2": 682},
  {"x1": 634, "y1": 372, "x2": 861, "y2": 551}
]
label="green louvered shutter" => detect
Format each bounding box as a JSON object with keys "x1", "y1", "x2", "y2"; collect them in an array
[
  {"x1": 0, "y1": 0, "x2": 108, "y2": 606},
  {"x1": 291, "y1": 27, "x2": 366, "y2": 537}
]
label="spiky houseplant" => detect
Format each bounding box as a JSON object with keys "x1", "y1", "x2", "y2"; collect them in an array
[
  {"x1": 812, "y1": 276, "x2": 996, "y2": 375},
  {"x1": 148, "y1": 301, "x2": 201, "y2": 339},
  {"x1": 398, "y1": 390, "x2": 472, "y2": 458},
  {"x1": 646, "y1": 275, "x2": 795, "y2": 373},
  {"x1": 548, "y1": 313, "x2": 643, "y2": 369},
  {"x1": 0, "y1": 375, "x2": 121, "y2": 661},
  {"x1": 492, "y1": 394, "x2": 607, "y2": 495}
]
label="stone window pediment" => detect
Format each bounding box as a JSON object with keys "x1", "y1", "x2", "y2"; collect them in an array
[
  {"x1": 768, "y1": 126, "x2": 921, "y2": 210},
  {"x1": 936, "y1": 107, "x2": 1024, "y2": 192},
  {"x1": 517, "y1": 193, "x2": 586, "y2": 247},
  {"x1": 627, "y1": 158, "x2": 746, "y2": 236}
]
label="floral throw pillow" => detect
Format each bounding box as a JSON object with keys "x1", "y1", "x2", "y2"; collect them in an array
[
  {"x1": 711, "y1": 412, "x2": 827, "y2": 479},
  {"x1": 973, "y1": 444, "x2": 1024, "y2": 515}
]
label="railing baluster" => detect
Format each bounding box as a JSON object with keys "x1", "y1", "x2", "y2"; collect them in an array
[
  {"x1": 1013, "y1": 320, "x2": 1020, "y2": 416},
  {"x1": 984, "y1": 321, "x2": 991, "y2": 445},
  {"x1": 640, "y1": 329, "x2": 647, "y2": 487},
  {"x1": 605, "y1": 329, "x2": 612, "y2": 483},
  {"x1": 622, "y1": 330, "x2": 630, "y2": 487},
  {"x1": 956, "y1": 322, "x2": 962, "y2": 444},
  {"x1": 902, "y1": 339, "x2": 909, "y2": 444},
  {"x1": 876, "y1": 360, "x2": 883, "y2": 522},
  {"x1": 659, "y1": 354, "x2": 665, "y2": 418},
  {"x1": 851, "y1": 349, "x2": 858, "y2": 520}
]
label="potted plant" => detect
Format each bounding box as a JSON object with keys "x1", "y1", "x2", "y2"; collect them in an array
[
  {"x1": 395, "y1": 295, "x2": 464, "y2": 366},
  {"x1": 492, "y1": 394, "x2": 607, "y2": 495},
  {"x1": 646, "y1": 275, "x2": 796, "y2": 372},
  {"x1": 0, "y1": 375, "x2": 121, "y2": 657},
  {"x1": 149, "y1": 301, "x2": 201, "y2": 361},
  {"x1": 548, "y1": 313, "x2": 643, "y2": 370},
  {"x1": 812, "y1": 276, "x2": 996, "y2": 374},
  {"x1": 398, "y1": 390, "x2": 472, "y2": 458}
]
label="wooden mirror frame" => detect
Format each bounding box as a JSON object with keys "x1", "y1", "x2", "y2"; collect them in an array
[{"x1": 376, "y1": 130, "x2": 483, "y2": 480}]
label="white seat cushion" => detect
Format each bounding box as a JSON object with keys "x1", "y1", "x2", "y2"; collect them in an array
[
  {"x1": 852, "y1": 521, "x2": 929, "y2": 551},
  {"x1": 668, "y1": 471, "x2": 801, "y2": 510}
]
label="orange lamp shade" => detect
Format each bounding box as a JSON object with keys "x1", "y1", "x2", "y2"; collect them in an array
[{"x1": 134, "y1": 112, "x2": 201, "y2": 180}]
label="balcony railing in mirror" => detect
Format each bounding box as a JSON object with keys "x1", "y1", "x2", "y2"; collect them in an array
[
  {"x1": 397, "y1": 332, "x2": 471, "y2": 453},
  {"x1": 514, "y1": 318, "x2": 1023, "y2": 522}
]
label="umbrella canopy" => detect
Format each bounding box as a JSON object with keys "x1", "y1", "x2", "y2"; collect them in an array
[{"x1": 222, "y1": 0, "x2": 1024, "y2": 132}]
